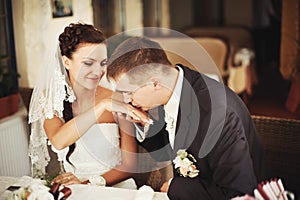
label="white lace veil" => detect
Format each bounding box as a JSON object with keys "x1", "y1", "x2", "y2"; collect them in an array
[{"x1": 28, "y1": 44, "x2": 76, "y2": 178}]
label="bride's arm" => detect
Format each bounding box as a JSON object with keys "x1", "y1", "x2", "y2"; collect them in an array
[
  {"x1": 44, "y1": 89, "x2": 149, "y2": 151},
  {"x1": 44, "y1": 99, "x2": 115, "y2": 150},
  {"x1": 101, "y1": 116, "x2": 137, "y2": 186},
  {"x1": 51, "y1": 113, "x2": 137, "y2": 186}
]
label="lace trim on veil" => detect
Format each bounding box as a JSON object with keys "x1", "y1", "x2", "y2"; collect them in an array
[{"x1": 28, "y1": 45, "x2": 75, "y2": 177}]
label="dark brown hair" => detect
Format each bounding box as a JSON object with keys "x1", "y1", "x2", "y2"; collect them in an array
[
  {"x1": 59, "y1": 22, "x2": 106, "y2": 59},
  {"x1": 106, "y1": 36, "x2": 172, "y2": 81},
  {"x1": 59, "y1": 22, "x2": 106, "y2": 166}
]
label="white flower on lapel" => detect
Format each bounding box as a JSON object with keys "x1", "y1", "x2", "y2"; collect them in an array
[{"x1": 173, "y1": 149, "x2": 199, "y2": 178}]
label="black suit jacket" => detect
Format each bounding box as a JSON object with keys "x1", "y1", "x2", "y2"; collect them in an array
[{"x1": 138, "y1": 66, "x2": 265, "y2": 200}]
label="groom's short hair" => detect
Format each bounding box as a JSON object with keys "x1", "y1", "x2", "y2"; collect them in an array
[{"x1": 107, "y1": 36, "x2": 172, "y2": 82}]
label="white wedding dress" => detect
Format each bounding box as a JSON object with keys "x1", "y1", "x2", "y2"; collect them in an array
[{"x1": 51, "y1": 123, "x2": 136, "y2": 189}]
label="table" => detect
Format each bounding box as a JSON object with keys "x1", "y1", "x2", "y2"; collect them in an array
[
  {"x1": 66, "y1": 184, "x2": 169, "y2": 200},
  {"x1": 0, "y1": 176, "x2": 169, "y2": 200}
]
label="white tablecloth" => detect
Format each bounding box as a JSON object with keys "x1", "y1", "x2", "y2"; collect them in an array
[
  {"x1": 0, "y1": 176, "x2": 19, "y2": 196},
  {"x1": 0, "y1": 176, "x2": 169, "y2": 200},
  {"x1": 66, "y1": 184, "x2": 169, "y2": 200}
]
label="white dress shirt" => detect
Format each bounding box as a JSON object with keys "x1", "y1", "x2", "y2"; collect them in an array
[
  {"x1": 135, "y1": 65, "x2": 184, "y2": 149},
  {"x1": 163, "y1": 66, "x2": 184, "y2": 149}
]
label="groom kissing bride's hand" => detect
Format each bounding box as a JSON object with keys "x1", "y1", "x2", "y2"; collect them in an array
[
  {"x1": 109, "y1": 91, "x2": 153, "y2": 125},
  {"x1": 105, "y1": 36, "x2": 266, "y2": 200}
]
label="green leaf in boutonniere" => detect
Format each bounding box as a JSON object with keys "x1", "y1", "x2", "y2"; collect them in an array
[{"x1": 173, "y1": 149, "x2": 199, "y2": 178}]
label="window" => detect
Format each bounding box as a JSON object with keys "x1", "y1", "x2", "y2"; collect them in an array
[{"x1": 0, "y1": 0, "x2": 18, "y2": 95}]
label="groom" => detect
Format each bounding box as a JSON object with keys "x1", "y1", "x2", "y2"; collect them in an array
[{"x1": 107, "y1": 36, "x2": 265, "y2": 199}]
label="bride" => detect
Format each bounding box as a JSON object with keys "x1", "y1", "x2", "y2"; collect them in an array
[{"x1": 28, "y1": 22, "x2": 149, "y2": 188}]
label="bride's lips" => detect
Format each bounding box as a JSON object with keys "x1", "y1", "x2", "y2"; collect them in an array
[{"x1": 87, "y1": 77, "x2": 100, "y2": 81}]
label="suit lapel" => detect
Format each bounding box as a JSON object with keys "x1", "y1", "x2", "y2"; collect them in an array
[
  {"x1": 173, "y1": 76, "x2": 195, "y2": 154},
  {"x1": 173, "y1": 67, "x2": 203, "y2": 158}
]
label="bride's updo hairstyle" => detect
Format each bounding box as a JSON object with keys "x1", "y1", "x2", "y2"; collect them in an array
[
  {"x1": 59, "y1": 22, "x2": 106, "y2": 59},
  {"x1": 58, "y1": 22, "x2": 106, "y2": 166}
]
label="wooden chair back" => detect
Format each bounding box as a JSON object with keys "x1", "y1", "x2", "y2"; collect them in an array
[
  {"x1": 150, "y1": 37, "x2": 230, "y2": 82},
  {"x1": 252, "y1": 115, "x2": 300, "y2": 196}
]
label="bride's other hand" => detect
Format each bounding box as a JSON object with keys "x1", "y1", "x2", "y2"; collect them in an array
[{"x1": 52, "y1": 172, "x2": 81, "y2": 186}]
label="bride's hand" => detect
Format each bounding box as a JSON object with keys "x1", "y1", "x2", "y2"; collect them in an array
[
  {"x1": 115, "y1": 110, "x2": 152, "y2": 126},
  {"x1": 99, "y1": 98, "x2": 152, "y2": 125},
  {"x1": 51, "y1": 172, "x2": 81, "y2": 186}
]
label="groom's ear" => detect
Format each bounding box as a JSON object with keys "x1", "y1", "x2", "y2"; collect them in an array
[
  {"x1": 151, "y1": 78, "x2": 162, "y2": 90},
  {"x1": 62, "y1": 55, "x2": 71, "y2": 70}
]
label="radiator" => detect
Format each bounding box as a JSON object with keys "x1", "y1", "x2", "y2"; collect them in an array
[{"x1": 0, "y1": 106, "x2": 31, "y2": 176}]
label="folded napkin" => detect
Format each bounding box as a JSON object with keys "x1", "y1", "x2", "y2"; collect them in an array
[
  {"x1": 231, "y1": 178, "x2": 295, "y2": 200},
  {"x1": 134, "y1": 185, "x2": 155, "y2": 200},
  {"x1": 50, "y1": 183, "x2": 72, "y2": 200},
  {"x1": 254, "y1": 178, "x2": 295, "y2": 200}
]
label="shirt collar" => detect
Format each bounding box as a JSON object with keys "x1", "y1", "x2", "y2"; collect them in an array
[{"x1": 164, "y1": 65, "x2": 184, "y2": 118}]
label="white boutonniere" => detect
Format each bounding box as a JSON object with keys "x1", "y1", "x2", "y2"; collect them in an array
[{"x1": 173, "y1": 149, "x2": 199, "y2": 178}]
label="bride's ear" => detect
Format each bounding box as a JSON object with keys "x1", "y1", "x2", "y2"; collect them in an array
[{"x1": 62, "y1": 55, "x2": 71, "y2": 70}]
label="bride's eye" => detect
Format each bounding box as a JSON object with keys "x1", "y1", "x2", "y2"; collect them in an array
[
  {"x1": 100, "y1": 59, "x2": 107, "y2": 67},
  {"x1": 83, "y1": 61, "x2": 93, "y2": 66}
]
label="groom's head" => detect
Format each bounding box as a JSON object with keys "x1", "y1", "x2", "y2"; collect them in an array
[{"x1": 107, "y1": 36, "x2": 177, "y2": 111}]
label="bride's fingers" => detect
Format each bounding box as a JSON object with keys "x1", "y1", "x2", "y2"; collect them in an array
[
  {"x1": 52, "y1": 173, "x2": 80, "y2": 185},
  {"x1": 115, "y1": 111, "x2": 143, "y2": 123},
  {"x1": 127, "y1": 107, "x2": 152, "y2": 124},
  {"x1": 125, "y1": 113, "x2": 140, "y2": 122},
  {"x1": 127, "y1": 108, "x2": 141, "y2": 120},
  {"x1": 62, "y1": 176, "x2": 81, "y2": 186},
  {"x1": 113, "y1": 105, "x2": 145, "y2": 123},
  {"x1": 110, "y1": 99, "x2": 152, "y2": 124}
]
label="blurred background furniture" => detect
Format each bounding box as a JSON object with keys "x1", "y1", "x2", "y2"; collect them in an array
[
  {"x1": 193, "y1": 37, "x2": 230, "y2": 82},
  {"x1": 150, "y1": 35, "x2": 255, "y2": 99},
  {"x1": 19, "y1": 87, "x2": 33, "y2": 113},
  {"x1": 252, "y1": 115, "x2": 300, "y2": 197},
  {"x1": 150, "y1": 37, "x2": 229, "y2": 83},
  {"x1": 184, "y1": 26, "x2": 258, "y2": 96},
  {"x1": 133, "y1": 145, "x2": 173, "y2": 191},
  {"x1": 285, "y1": 73, "x2": 300, "y2": 115}
]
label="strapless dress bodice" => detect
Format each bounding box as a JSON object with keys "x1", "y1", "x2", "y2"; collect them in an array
[{"x1": 52, "y1": 123, "x2": 121, "y2": 180}]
